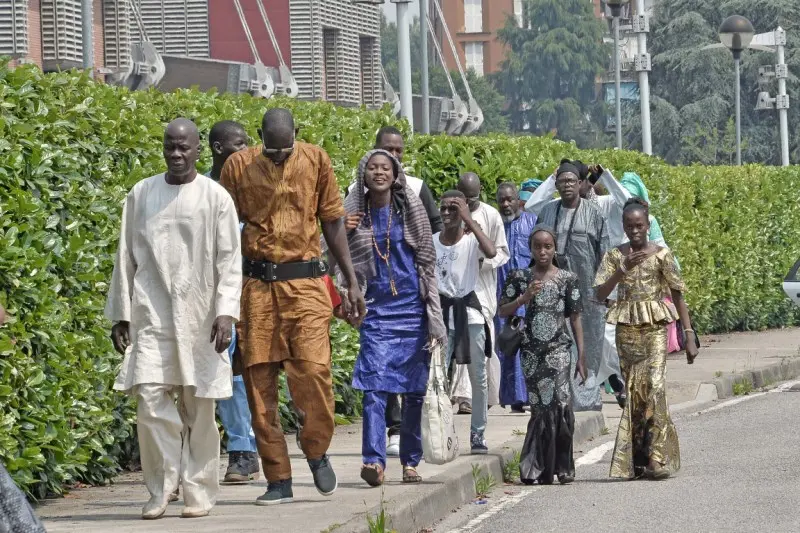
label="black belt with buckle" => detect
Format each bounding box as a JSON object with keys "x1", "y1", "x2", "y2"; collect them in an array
[{"x1": 243, "y1": 257, "x2": 329, "y2": 283}]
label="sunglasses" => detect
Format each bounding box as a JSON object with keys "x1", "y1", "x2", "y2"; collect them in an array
[{"x1": 263, "y1": 145, "x2": 294, "y2": 156}]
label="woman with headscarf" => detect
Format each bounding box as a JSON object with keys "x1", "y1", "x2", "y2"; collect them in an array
[
  {"x1": 335, "y1": 149, "x2": 447, "y2": 487},
  {"x1": 498, "y1": 226, "x2": 587, "y2": 485}
]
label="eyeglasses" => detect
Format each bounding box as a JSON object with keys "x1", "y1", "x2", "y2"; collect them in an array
[
  {"x1": 263, "y1": 145, "x2": 294, "y2": 156},
  {"x1": 555, "y1": 178, "x2": 579, "y2": 187}
]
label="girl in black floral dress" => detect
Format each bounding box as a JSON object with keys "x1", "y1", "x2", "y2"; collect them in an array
[{"x1": 498, "y1": 226, "x2": 586, "y2": 485}]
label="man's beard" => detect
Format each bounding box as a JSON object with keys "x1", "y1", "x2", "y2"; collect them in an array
[{"x1": 501, "y1": 212, "x2": 519, "y2": 224}]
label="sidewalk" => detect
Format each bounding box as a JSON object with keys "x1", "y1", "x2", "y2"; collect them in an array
[{"x1": 35, "y1": 328, "x2": 800, "y2": 533}]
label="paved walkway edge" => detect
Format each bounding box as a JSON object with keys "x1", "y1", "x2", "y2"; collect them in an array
[
  {"x1": 709, "y1": 357, "x2": 800, "y2": 400},
  {"x1": 337, "y1": 411, "x2": 605, "y2": 533}
]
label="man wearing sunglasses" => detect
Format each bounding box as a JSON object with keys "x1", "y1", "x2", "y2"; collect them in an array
[
  {"x1": 529, "y1": 161, "x2": 609, "y2": 413},
  {"x1": 220, "y1": 108, "x2": 365, "y2": 506}
]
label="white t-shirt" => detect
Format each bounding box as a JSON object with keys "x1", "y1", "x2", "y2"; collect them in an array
[{"x1": 433, "y1": 232, "x2": 485, "y2": 328}]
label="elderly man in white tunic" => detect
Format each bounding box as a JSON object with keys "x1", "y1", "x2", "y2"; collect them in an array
[{"x1": 105, "y1": 118, "x2": 242, "y2": 520}]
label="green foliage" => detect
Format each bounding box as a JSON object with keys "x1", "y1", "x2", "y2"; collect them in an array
[
  {"x1": 0, "y1": 62, "x2": 399, "y2": 497},
  {"x1": 642, "y1": 0, "x2": 800, "y2": 164},
  {"x1": 405, "y1": 134, "x2": 800, "y2": 333},
  {"x1": 471, "y1": 463, "x2": 497, "y2": 498},
  {"x1": 365, "y1": 487, "x2": 396, "y2": 533},
  {"x1": 733, "y1": 379, "x2": 754, "y2": 396},
  {"x1": 502, "y1": 449, "x2": 522, "y2": 483},
  {"x1": 2, "y1": 62, "x2": 799, "y2": 499},
  {"x1": 494, "y1": 0, "x2": 610, "y2": 143}
]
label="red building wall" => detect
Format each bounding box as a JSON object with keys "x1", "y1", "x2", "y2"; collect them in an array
[{"x1": 208, "y1": 0, "x2": 292, "y2": 68}]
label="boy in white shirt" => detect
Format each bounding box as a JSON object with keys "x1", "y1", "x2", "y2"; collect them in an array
[{"x1": 433, "y1": 191, "x2": 498, "y2": 454}]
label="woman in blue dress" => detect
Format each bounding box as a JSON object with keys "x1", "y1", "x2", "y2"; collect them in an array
[{"x1": 338, "y1": 149, "x2": 447, "y2": 487}]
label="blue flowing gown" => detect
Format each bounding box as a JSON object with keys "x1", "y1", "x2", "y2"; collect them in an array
[
  {"x1": 352, "y1": 206, "x2": 430, "y2": 394},
  {"x1": 496, "y1": 211, "x2": 537, "y2": 406}
]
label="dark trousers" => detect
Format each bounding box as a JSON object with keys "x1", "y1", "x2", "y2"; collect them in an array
[{"x1": 386, "y1": 393, "x2": 402, "y2": 437}]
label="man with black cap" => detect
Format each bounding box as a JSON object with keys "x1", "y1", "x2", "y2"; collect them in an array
[{"x1": 532, "y1": 161, "x2": 609, "y2": 412}]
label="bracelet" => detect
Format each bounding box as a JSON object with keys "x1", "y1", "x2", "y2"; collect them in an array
[{"x1": 684, "y1": 329, "x2": 695, "y2": 334}]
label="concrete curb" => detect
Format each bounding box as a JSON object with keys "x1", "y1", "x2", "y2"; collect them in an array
[
  {"x1": 670, "y1": 383, "x2": 719, "y2": 414},
  {"x1": 337, "y1": 411, "x2": 605, "y2": 533},
  {"x1": 709, "y1": 357, "x2": 800, "y2": 399}
]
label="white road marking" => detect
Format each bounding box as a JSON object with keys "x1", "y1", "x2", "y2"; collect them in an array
[
  {"x1": 692, "y1": 379, "x2": 800, "y2": 416},
  {"x1": 575, "y1": 441, "x2": 615, "y2": 466},
  {"x1": 444, "y1": 491, "x2": 530, "y2": 533},
  {"x1": 444, "y1": 379, "x2": 800, "y2": 532}
]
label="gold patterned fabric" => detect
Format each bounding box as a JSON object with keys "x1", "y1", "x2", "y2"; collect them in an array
[
  {"x1": 610, "y1": 324, "x2": 680, "y2": 478},
  {"x1": 594, "y1": 247, "x2": 684, "y2": 326},
  {"x1": 595, "y1": 246, "x2": 686, "y2": 479}
]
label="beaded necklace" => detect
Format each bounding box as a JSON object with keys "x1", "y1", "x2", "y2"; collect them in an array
[{"x1": 369, "y1": 200, "x2": 398, "y2": 296}]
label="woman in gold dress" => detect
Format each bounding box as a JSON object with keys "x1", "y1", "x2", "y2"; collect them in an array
[{"x1": 594, "y1": 198, "x2": 700, "y2": 480}]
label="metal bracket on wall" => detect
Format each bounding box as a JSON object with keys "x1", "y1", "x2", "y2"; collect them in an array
[
  {"x1": 635, "y1": 53, "x2": 651, "y2": 72},
  {"x1": 776, "y1": 94, "x2": 790, "y2": 110},
  {"x1": 632, "y1": 14, "x2": 649, "y2": 34}
]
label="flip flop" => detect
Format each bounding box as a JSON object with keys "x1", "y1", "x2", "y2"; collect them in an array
[
  {"x1": 360, "y1": 463, "x2": 384, "y2": 487},
  {"x1": 402, "y1": 466, "x2": 422, "y2": 484}
]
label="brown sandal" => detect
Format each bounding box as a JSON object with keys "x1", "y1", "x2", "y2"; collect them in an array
[
  {"x1": 402, "y1": 466, "x2": 422, "y2": 484},
  {"x1": 361, "y1": 463, "x2": 384, "y2": 487}
]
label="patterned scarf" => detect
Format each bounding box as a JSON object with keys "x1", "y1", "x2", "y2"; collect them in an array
[{"x1": 338, "y1": 149, "x2": 446, "y2": 344}]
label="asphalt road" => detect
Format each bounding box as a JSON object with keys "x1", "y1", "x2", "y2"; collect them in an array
[{"x1": 432, "y1": 386, "x2": 800, "y2": 533}]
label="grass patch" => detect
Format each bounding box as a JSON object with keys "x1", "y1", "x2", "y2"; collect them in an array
[
  {"x1": 733, "y1": 380, "x2": 753, "y2": 396},
  {"x1": 511, "y1": 428, "x2": 525, "y2": 437},
  {"x1": 599, "y1": 426, "x2": 610, "y2": 436},
  {"x1": 502, "y1": 450, "x2": 522, "y2": 483},
  {"x1": 471, "y1": 463, "x2": 497, "y2": 498},
  {"x1": 714, "y1": 371, "x2": 723, "y2": 378},
  {"x1": 365, "y1": 487, "x2": 395, "y2": 533}
]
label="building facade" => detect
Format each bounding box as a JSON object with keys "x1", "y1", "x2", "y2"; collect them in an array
[
  {"x1": 1, "y1": 0, "x2": 107, "y2": 73},
  {"x1": 435, "y1": 0, "x2": 521, "y2": 76},
  {"x1": 1, "y1": 0, "x2": 382, "y2": 107}
]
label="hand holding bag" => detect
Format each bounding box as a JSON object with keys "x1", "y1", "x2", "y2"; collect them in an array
[
  {"x1": 421, "y1": 341, "x2": 460, "y2": 465},
  {"x1": 497, "y1": 315, "x2": 524, "y2": 357}
]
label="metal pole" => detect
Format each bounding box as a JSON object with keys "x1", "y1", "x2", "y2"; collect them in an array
[
  {"x1": 614, "y1": 15, "x2": 622, "y2": 149},
  {"x1": 420, "y1": 0, "x2": 431, "y2": 134},
  {"x1": 635, "y1": 0, "x2": 652, "y2": 154},
  {"x1": 396, "y1": 1, "x2": 415, "y2": 130},
  {"x1": 735, "y1": 56, "x2": 742, "y2": 165},
  {"x1": 81, "y1": 0, "x2": 94, "y2": 77},
  {"x1": 776, "y1": 31, "x2": 790, "y2": 166}
]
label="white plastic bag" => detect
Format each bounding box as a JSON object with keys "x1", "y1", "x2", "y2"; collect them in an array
[{"x1": 421, "y1": 342, "x2": 460, "y2": 465}]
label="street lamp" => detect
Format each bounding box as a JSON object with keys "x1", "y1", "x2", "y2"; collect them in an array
[
  {"x1": 719, "y1": 15, "x2": 755, "y2": 165},
  {"x1": 607, "y1": 0, "x2": 629, "y2": 150}
]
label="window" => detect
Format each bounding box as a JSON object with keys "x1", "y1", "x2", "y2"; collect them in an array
[
  {"x1": 322, "y1": 28, "x2": 340, "y2": 101},
  {"x1": 514, "y1": 0, "x2": 523, "y2": 27},
  {"x1": 464, "y1": 0, "x2": 482, "y2": 33},
  {"x1": 0, "y1": 1, "x2": 29, "y2": 57},
  {"x1": 464, "y1": 42, "x2": 484, "y2": 76}
]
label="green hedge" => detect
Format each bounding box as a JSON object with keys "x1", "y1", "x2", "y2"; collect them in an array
[{"x1": 1, "y1": 64, "x2": 798, "y2": 497}]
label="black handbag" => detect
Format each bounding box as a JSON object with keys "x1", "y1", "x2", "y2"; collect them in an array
[{"x1": 497, "y1": 316, "x2": 524, "y2": 357}]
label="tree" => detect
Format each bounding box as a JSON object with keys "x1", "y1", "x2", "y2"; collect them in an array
[
  {"x1": 645, "y1": 0, "x2": 800, "y2": 164},
  {"x1": 381, "y1": 16, "x2": 509, "y2": 133},
  {"x1": 494, "y1": 0, "x2": 611, "y2": 146}
]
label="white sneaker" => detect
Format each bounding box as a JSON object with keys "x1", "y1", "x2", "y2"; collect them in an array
[{"x1": 386, "y1": 434, "x2": 400, "y2": 457}]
